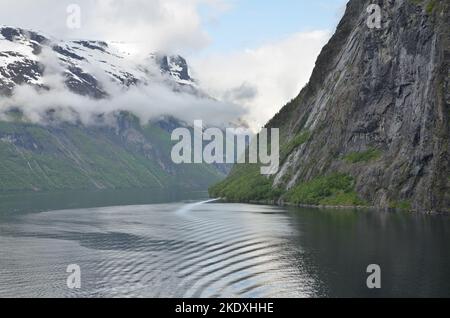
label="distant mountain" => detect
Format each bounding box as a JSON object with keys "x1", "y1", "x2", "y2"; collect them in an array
[
  {"x1": 211, "y1": 0, "x2": 449, "y2": 213},
  {"x1": 0, "y1": 114, "x2": 226, "y2": 192},
  {"x1": 0, "y1": 26, "x2": 227, "y2": 192}
]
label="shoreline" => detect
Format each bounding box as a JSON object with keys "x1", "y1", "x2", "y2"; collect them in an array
[{"x1": 213, "y1": 198, "x2": 450, "y2": 216}]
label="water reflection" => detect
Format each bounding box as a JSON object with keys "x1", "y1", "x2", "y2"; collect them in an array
[
  {"x1": 0, "y1": 195, "x2": 449, "y2": 298},
  {"x1": 286, "y1": 208, "x2": 450, "y2": 297}
]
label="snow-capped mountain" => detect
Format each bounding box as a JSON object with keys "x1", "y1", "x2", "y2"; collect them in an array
[
  {"x1": 0, "y1": 26, "x2": 233, "y2": 193},
  {"x1": 0, "y1": 26, "x2": 198, "y2": 98}
]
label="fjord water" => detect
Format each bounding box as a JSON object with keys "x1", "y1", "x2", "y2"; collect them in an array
[{"x1": 0, "y1": 190, "x2": 449, "y2": 298}]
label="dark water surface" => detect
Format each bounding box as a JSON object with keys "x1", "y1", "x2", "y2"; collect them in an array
[{"x1": 0, "y1": 190, "x2": 449, "y2": 298}]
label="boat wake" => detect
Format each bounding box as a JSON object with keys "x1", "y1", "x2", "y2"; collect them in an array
[{"x1": 175, "y1": 198, "x2": 220, "y2": 217}]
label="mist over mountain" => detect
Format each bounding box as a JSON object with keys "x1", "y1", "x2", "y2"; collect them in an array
[
  {"x1": 0, "y1": 26, "x2": 238, "y2": 192},
  {"x1": 0, "y1": 26, "x2": 246, "y2": 127}
]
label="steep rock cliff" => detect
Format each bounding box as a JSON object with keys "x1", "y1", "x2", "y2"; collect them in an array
[{"x1": 211, "y1": 0, "x2": 449, "y2": 213}]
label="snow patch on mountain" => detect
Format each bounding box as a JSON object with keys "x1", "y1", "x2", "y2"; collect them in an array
[
  {"x1": 0, "y1": 26, "x2": 198, "y2": 96},
  {"x1": 0, "y1": 26, "x2": 246, "y2": 128}
]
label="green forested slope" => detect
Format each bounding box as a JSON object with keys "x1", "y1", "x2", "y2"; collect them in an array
[{"x1": 0, "y1": 118, "x2": 224, "y2": 192}]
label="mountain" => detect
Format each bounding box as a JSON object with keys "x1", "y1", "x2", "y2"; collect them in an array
[
  {"x1": 0, "y1": 26, "x2": 199, "y2": 96},
  {"x1": 0, "y1": 26, "x2": 226, "y2": 192},
  {"x1": 0, "y1": 114, "x2": 226, "y2": 192},
  {"x1": 210, "y1": 0, "x2": 449, "y2": 213}
]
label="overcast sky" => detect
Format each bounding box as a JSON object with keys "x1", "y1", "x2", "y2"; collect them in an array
[{"x1": 0, "y1": 0, "x2": 348, "y2": 129}]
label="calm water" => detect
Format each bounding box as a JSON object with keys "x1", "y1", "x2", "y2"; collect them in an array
[{"x1": 0, "y1": 190, "x2": 450, "y2": 298}]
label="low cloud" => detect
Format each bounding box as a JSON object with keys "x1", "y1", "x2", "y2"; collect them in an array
[
  {"x1": 0, "y1": 82, "x2": 247, "y2": 128},
  {"x1": 223, "y1": 82, "x2": 258, "y2": 103},
  {"x1": 0, "y1": 48, "x2": 247, "y2": 128}
]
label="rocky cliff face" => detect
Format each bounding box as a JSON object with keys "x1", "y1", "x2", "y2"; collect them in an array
[{"x1": 212, "y1": 0, "x2": 449, "y2": 213}]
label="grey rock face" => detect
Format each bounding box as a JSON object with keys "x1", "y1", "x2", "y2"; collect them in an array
[
  {"x1": 268, "y1": 0, "x2": 449, "y2": 212},
  {"x1": 153, "y1": 54, "x2": 193, "y2": 82}
]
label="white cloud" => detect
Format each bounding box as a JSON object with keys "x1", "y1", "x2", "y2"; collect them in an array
[
  {"x1": 0, "y1": 47, "x2": 246, "y2": 127},
  {"x1": 0, "y1": 0, "x2": 227, "y2": 54},
  {"x1": 1, "y1": 81, "x2": 247, "y2": 128},
  {"x1": 190, "y1": 30, "x2": 331, "y2": 129}
]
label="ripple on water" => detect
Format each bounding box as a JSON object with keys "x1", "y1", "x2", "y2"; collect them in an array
[{"x1": 0, "y1": 202, "x2": 318, "y2": 298}]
